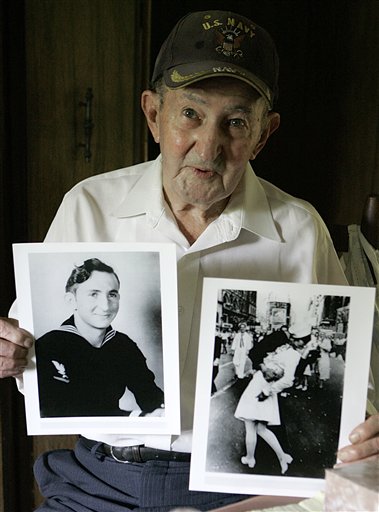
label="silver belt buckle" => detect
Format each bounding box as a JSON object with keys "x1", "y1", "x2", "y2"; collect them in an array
[{"x1": 110, "y1": 444, "x2": 144, "y2": 463}]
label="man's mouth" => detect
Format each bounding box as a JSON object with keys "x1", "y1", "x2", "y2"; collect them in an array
[{"x1": 191, "y1": 166, "x2": 217, "y2": 179}]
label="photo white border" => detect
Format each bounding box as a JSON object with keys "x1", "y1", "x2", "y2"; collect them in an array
[
  {"x1": 13, "y1": 242, "x2": 180, "y2": 436},
  {"x1": 190, "y1": 277, "x2": 375, "y2": 497}
]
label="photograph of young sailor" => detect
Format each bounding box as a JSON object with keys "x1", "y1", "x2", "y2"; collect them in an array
[
  {"x1": 206, "y1": 291, "x2": 349, "y2": 478},
  {"x1": 35, "y1": 257, "x2": 165, "y2": 418}
]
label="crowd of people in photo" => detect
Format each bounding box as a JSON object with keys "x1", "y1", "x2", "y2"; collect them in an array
[{"x1": 214, "y1": 321, "x2": 347, "y2": 395}]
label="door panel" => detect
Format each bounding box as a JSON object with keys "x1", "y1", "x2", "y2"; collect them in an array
[{"x1": 25, "y1": 0, "x2": 149, "y2": 242}]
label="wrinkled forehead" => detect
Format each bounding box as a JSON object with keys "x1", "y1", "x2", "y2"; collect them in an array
[{"x1": 161, "y1": 79, "x2": 270, "y2": 123}]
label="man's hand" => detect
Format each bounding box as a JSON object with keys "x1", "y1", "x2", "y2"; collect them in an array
[
  {"x1": 0, "y1": 318, "x2": 33, "y2": 378},
  {"x1": 337, "y1": 414, "x2": 379, "y2": 464}
]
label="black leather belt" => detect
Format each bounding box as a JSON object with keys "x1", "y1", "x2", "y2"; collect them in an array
[{"x1": 82, "y1": 437, "x2": 191, "y2": 463}]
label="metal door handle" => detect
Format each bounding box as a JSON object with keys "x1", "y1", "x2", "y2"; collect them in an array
[{"x1": 78, "y1": 88, "x2": 94, "y2": 162}]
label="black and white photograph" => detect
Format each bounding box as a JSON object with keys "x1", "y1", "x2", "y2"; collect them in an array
[
  {"x1": 13, "y1": 242, "x2": 180, "y2": 436},
  {"x1": 190, "y1": 278, "x2": 375, "y2": 498}
]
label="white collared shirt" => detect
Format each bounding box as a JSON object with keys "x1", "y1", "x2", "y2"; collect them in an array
[{"x1": 21, "y1": 156, "x2": 348, "y2": 449}]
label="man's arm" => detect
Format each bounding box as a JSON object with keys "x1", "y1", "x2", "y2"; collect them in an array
[
  {"x1": 0, "y1": 318, "x2": 33, "y2": 378},
  {"x1": 125, "y1": 340, "x2": 165, "y2": 414}
]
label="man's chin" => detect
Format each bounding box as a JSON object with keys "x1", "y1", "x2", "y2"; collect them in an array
[{"x1": 92, "y1": 318, "x2": 114, "y2": 329}]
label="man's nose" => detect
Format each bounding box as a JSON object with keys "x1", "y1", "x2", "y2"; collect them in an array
[
  {"x1": 195, "y1": 122, "x2": 224, "y2": 162},
  {"x1": 97, "y1": 294, "x2": 111, "y2": 310}
]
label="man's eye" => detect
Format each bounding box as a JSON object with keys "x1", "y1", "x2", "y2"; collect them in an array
[
  {"x1": 182, "y1": 108, "x2": 198, "y2": 119},
  {"x1": 109, "y1": 292, "x2": 119, "y2": 299},
  {"x1": 90, "y1": 292, "x2": 98, "y2": 298},
  {"x1": 228, "y1": 118, "x2": 246, "y2": 128}
]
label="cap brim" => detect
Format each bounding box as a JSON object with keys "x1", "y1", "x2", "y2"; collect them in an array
[{"x1": 163, "y1": 60, "x2": 274, "y2": 109}]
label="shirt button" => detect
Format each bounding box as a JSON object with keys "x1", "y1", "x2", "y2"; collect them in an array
[{"x1": 178, "y1": 306, "x2": 184, "y2": 315}]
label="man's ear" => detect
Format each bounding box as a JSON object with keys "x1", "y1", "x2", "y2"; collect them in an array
[
  {"x1": 65, "y1": 292, "x2": 77, "y2": 311},
  {"x1": 141, "y1": 90, "x2": 161, "y2": 143},
  {"x1": 250, "y1": 111, "x2": 280, "y2": 160}
]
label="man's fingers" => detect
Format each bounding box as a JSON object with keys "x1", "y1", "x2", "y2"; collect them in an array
[
  {"x1": 0, "y1": 352, "x2": 28, "y2": 378},
  {"x1": 0, "y1": 338, "x2": 29, "y2": 357},
  {"x1": 0, "y1": 318, "x2": 33, "y2": 348},
  {"x1": 349, "y1": 414, "x2": 379, "y2": 444},
  {"x1": 337, "y1": 437, "x2": 379, "y2": 463},
  {"x1": 337, "y1": 414, "x2": 379, "y2": 463},
  {"x1": 0, "y1": 364, "x2": 28, "y2": 379},
  {"x1": 0, "y1": 317, "x2": 33, "y2": 379}
]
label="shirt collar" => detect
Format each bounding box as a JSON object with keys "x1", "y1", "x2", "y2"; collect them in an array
[
  {"x1": 112, "y1": 156, "x2": 281, "y2": 242},
  {"x1": 60, "y1": 316, "x2": 116, "y2": 345},
  {"x1": 111, "y1": 156, "x2": 164, "y2": 224},
  {"x1": 233, "y1": 163, "x2": 282, "y2": 242}
]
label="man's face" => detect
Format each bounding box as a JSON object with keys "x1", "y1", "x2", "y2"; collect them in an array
[
  {"x1": 69, "y1": 271, "x2": 120, "y2": 330},
  {"x1": 293, "y1": 338, "x2": 304, "y2": 349},
  {"x1": 143, "y1": 78, "x2": 279, "y2": 211}
]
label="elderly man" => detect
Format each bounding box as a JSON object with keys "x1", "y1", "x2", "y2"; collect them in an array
[{"x1": 0, "y1": 10, "x2": 378, "y2": 511}]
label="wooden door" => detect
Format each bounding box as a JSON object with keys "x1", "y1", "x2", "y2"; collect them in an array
[{"x1": 25, "y1": 0, "x2": 150, "y2": 242}]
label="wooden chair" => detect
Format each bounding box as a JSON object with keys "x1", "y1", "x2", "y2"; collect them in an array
[{"x1": 330, "y1": 194, "x2": 379, "y2": 253}]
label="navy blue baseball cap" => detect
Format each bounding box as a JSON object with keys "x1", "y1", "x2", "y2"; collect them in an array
[{"x1": 152, "y1": 10, "x2": 279, "y2": 109}]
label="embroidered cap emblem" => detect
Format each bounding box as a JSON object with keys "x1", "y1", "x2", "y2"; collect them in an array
[
  {"x1": 216, "y1": 27, "x2": 245, "y2": 58},
  {"x1": 52, "y1": 360, "x2": 70, "y2": 383}
]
